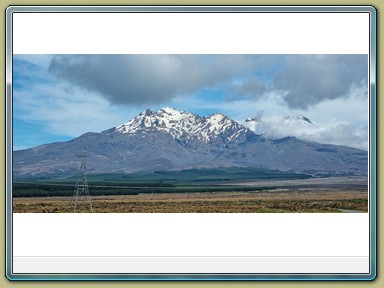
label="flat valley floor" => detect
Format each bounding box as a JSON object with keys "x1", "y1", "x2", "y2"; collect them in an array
[
  {"x1": 13, "y1": 189, "x2": 368, "y2": 213},
  {"x1": 12, "y1": 177, "x2": 369, "y2": 213}
]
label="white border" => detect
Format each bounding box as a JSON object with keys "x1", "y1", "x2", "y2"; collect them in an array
[
  {"x1": 13, "y1": 214, "x2": 370, "y2": 274},
  {"x1": 14, "y1": 214, "x2": 369, "y2": 257},
  {"x1": 10, "y1": 9, "x2": 372, "y2": 276},
  {"x1": 13, "y1": 12, "x2": 369, "y2": 54}
]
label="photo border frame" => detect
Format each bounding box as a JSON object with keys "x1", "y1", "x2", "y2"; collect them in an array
[{"x1": 5, "y1": 5, "x2": 377, "y2": 281}]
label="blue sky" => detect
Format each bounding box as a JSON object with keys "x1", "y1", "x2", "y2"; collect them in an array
[{"x1": 13, "y1": 54, "x2": 369, "y2": 150}]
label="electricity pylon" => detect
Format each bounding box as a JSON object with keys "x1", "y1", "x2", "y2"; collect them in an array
[{"x1": 73, "y1": 154, "x2": 93, "y2": 212}]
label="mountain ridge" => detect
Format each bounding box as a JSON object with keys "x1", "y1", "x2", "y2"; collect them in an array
[
  {"x1": 114, "y1": 107, "x2": 255, "y2": 145},
  {"x1": 13, "y1": 107, "x2": 368, "y2": 178}
]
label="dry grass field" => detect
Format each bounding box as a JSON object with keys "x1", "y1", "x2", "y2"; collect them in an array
[{"x1": 13, "y1": 189, "x2": 368, "y2": 213}]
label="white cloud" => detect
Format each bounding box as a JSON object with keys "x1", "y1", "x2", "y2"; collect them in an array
[
  {"x1": 242, "y1": 115, "x2": 368, "y2": 150},
  {"x1": 14, "y1": 54, "x2": 53, "y2": 68},
  {"x1": 14, "y1": 81, "x2": 138, "y2": 137},
  {"x1": 13, "y1": 54, "x2": 369, "y2": 151},
  {"x1": 48, "y1": 54, "x2": 368, "y2": 109}
]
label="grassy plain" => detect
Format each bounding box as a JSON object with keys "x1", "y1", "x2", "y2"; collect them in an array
[
  {"x1": 12, "y1": 170, "x2": 368, "y2": 213},
  {"x1": 13, "y1": 189, "x2": 368, "y2": 213}
]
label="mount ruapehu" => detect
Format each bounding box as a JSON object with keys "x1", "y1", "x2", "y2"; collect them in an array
[{"x1": 13, "y1": 107, "x2": 367, "y2": 178}]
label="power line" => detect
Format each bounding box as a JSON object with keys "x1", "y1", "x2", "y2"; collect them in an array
[{"x1": 73, "y1": 154, "x2": 93, "y2": 212}]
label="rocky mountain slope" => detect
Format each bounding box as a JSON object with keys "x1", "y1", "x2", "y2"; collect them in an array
[{"x1": 13, "y1": 108, "x2": 368, "y2": 178}]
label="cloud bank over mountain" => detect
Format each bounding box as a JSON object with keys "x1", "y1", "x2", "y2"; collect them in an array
[
  {"x1": 13, "y1": 54, "x2": 369, "y2": 150},
  {"x1": 49, "y1": 54, "x2": 367, "y2": 109}
]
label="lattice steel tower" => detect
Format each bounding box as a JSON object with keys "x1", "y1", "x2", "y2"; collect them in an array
[{"x1": 73, "y1": 154, "x2": 93, "y2": 212}]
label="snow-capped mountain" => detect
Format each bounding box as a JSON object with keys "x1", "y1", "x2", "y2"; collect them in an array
[
  {"x1": 243, "y1": 114, "x2": 316, "y2": 137},
  {"x1": 115, "y1": 107, "x2": 253, "y2": 144},
  {"x1": 245, "y1": 115, "x2": 314, "y2": 129},
  {"x1": 13, "y1": 108, "x2": 368, "y2": 178}
]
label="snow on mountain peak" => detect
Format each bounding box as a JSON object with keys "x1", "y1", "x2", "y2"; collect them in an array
[
  {"x1": 160, "y1": 107, "x2": 180, "y2": 114},
  {"x1": 115, "y1": 108, "x2": 251, "y2": 144},
  {"x1": 205, "y1": 113, "x2": 234, "y2": 133},
  {"x1": 210, "y1": 112, "x2": 225, "y2": 120},
  {"x1": 141, "y1": 108, "x2": 154, "y2": 116}
]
